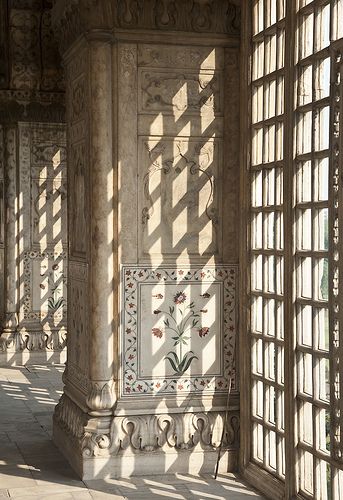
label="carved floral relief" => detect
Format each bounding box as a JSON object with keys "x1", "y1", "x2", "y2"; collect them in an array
[
  {"x1": 138, "y1": 44, "x2": 224, "y2": 70},
  {"x1": 139, "y1": 138, "x2": 220, "y2": 258},
  {"x1": 140, "y1": 70, "x2": 222, "y2": 114}
]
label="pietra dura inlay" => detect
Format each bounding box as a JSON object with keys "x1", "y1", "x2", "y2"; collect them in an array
[{"x1": 122, "y1": 265, "x2": 237, "y2": 396}]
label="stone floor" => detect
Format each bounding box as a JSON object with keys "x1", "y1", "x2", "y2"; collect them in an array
[{"x1": 0, "y1": 364, "x2": 265, "y2": 500}]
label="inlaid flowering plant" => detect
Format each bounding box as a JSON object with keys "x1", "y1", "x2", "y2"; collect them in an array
[{"x1": 152, "y1": 290, "x2": 210, "y2": 376}]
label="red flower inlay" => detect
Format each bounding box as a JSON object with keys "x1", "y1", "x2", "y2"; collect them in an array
[
  {"x1": 198, "y1": 327, "x2": 210, "y2": 338},
  {"x1": 174, "y1": 291, "x2": 186, "y2": 304},
  {"x1": 152, "y1": 327, "x2": 163, "y2": 338}
]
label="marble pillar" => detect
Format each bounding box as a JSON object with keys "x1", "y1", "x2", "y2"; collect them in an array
[
  {"x1": 52, "y1": 0, "x2": 241, "y2": 479},
  {"x1": 0, "y1": 123, "x2": 68, "y2": 364},
  {"x1": 0, "y1": 0, "x2": 67, "y2": 364}
]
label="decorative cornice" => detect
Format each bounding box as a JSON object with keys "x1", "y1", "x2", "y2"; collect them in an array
[
  {"x1": 52, "y1": 0, "x2": 240, "y2": 54},
  {"x1": 0, "y1": 0, "x2": 9, "y2": 88},
  {"x1": 0, "y1": 90, "x2": 65, "y2": 123}
]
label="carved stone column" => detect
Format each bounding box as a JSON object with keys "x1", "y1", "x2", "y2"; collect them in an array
[{"x1": 52, "y1": 0, "x2": 241, "y2": 479}]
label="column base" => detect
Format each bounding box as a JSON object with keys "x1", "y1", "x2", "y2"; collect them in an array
[{"x1": 53, "y1": 394, "x2": 239, "y2": 480}]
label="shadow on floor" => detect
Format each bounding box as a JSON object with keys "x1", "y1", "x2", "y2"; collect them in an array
[{"x1": 0, "y1": 365, "x2": 265, "y2": 499}]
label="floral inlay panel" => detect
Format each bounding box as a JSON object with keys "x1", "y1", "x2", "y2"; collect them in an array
[{"x1": 122, "y1": 266, "x2": 236, "y2": 396}]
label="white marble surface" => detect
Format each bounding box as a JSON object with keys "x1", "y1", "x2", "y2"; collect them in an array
[{"x1": 0, "y1": 363, "x2": 264, "y2": 499}]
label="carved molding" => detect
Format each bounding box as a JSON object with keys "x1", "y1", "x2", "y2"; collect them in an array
[
  {"x1": 54, "y1": 393, "x2": 86, "y2": 441},
  {"x1": 66, "y1": 362, "x2": 90, "y2": 394},
  {"x1": 52, "y1": 0, "x2": 240, "y2": 53},
  {"x1": 0, "y1": 329, "x2": 67, "y2": 353},
  {"x1": 110, "y1": 411, "x2": 239, "y2": 454},
  {"x1": 0, "y1": 1, "x2": 9, "y2": 88},
  {"x1": 54, "y1": 393, "x2": 239, "y2": 459}
]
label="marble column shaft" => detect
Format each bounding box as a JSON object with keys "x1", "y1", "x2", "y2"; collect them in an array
[
  {"x1": 87, "y1": 39, "x2": 116, "y2": 416},
  {"x1": 2, "y1": 127, "x2": 18, "y2": 334}
]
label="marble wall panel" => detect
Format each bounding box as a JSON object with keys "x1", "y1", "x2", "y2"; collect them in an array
[
  {"x1": 118, "y1": 41, "x2": 239, "y2": 402},
  {"x1": 139, "y1": 69, "x2": 222, "y2": 115},
  {"x1": 139, "y1": 137, "x2": 221, "y2": 259},
  {"x1": 17, "y1": 123, "x2": 67, "y2": 334}
]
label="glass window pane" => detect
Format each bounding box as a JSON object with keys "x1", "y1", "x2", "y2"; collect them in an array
[
  {"x1": 315, "y1": 58, "x2": 330, "y2": 100},
  {"x1": 300, "y1": 451, "x2": 314, "y2": 496},
  {"x1": 314, "y1": 158, "x2": 329, "y2": 201},
  {"x1": 298, "y1": 352, "x2": 313, "y2": 396},
  {"x1": 297, "y1": 304, "x2": 312, "y2": 347},
  {"x1": 299, "y1": 13, "x2": 314, "y2": 60},
  {"x1": 299, "y1": 401, "x2": 313, "y2": 445},
  {"x1": 315, "y1": 4, "x2": 330, "y2": 52},
  {"x1": 314, "y1": 106, "x2": 330, "y2": 151},
  {"x1": 296, "y1": 161, "x2": 312, "y2": 203},
  {"x1": 296, "y1": 111, "x2": 312, "y2": 154}
]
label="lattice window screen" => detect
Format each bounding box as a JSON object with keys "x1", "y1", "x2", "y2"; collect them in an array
[{"x1": 246, "y1": 1, "x2": 343, "y2": 498}]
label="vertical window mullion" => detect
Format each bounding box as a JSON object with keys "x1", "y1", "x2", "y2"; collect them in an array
[{"x1": 283, "y1": 0, "x2": 298, "y2": 496}]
